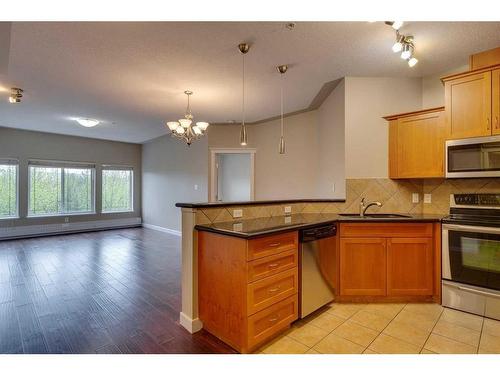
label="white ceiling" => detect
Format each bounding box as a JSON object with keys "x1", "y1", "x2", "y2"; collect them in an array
[{"x1": 0, "y1": 21, "x2": 499, "y2": 143}]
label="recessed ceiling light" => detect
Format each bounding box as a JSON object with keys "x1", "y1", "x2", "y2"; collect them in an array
[{"x1": 76, "y1": 118, "x2": 100, "y2": 127}]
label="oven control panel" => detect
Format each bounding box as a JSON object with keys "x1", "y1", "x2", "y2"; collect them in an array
[{"x1": 453, "y1": 194, "x2": 500, "y2": 207}]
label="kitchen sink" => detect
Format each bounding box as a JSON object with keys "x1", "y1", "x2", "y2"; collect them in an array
[{"x1": 339, "y1": 213, "x2": 412, "y2": 218}]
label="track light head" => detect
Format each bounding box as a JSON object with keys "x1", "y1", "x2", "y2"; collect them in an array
[{"x1": 8, "y1": 87, "x2": 23, "y2": 104}]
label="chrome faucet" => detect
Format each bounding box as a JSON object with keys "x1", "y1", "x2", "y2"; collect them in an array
[{"x1": 359, "y1": 197, "x2": 383, "y2": 217}]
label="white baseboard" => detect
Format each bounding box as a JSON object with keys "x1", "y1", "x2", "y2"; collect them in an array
[
  {"x1": 0, "y1": 217, "x2": 142, "y2": 240},
  {"x1": 142, "y1": 223, "x2": 181, "y2": 236},
  {"x1": 179, "y1": 312, "x2": 203, "y2": 333}
]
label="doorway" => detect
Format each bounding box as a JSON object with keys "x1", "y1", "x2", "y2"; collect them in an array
[{"x1": 210, "y1": 148, "x2": 255, "y2": 202}]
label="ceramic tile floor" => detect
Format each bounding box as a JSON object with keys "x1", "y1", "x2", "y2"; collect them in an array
[{"x1": 256, "y1": 302, "x2": 500, "y2": 354}]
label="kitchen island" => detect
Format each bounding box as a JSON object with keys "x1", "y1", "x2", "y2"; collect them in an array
[{"x1": 194, "y1": 213, "x2": 442, "y2": 353}]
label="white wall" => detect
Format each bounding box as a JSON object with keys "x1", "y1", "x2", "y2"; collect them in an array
[
  {"x1": 422, "y1": 65, "x2": 469, "y2": 108},
  {"x1": 344, "y1": 77, "x2": 423, "y2": 178},
  {"x1": 317, "y1": 79, "x2": 346, "y2": 198},
  {"x1": 217, "y1": 153, "x2": 251, "y2": 202},
  {"x1": 142, "y1": 135, "x2": 208, "y2": 231}
]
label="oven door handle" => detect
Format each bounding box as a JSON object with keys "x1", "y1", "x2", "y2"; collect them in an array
[
  {"x1": 443, "y1": 223, "x2": 500, "y2": 235},
  {"x1": 457, "y1": 285, "x2": 500, "y2": 300}
]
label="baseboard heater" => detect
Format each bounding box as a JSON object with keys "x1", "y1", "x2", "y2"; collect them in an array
[{"x1": 0, "y1": 217, "x2": 142, "y2": 240}]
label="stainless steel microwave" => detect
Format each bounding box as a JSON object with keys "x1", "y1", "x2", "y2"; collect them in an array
[{"x1": 446, "y1": 135, "x2": 500, "y2": 178}]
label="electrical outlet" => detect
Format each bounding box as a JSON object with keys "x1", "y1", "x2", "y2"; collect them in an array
[
  {"x1": 285, "y1": 216, "x2": 292, "y2": 224},
  {"x1": 233, "y1": 209, "x2": 243, "y2": 218},
  {"x1": 64, "y1": 217, "x2": 69, "y2": 223},
  {"x1": 424, "y1": 194, "x2": 432, "y2": 204},
  {"x1": 284, "y1": 206, "x2": 292, "y2": 215},
  {"x1": 194, "y1": 184, "x2": 199, "y2": 191},
  {"x1": 412, "y1": 193, "x2": 419, "y2": 204},
  {"x1": 233, "y1": 223, "x2": 243, "y2": 231}
]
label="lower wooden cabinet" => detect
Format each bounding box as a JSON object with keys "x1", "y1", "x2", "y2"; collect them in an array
[
  {"x1": 198, "y1": 230, "x2": 299, "y2": 353},
  {"x1": 340, "y1": 238, "x2": 386, "y2": 296},
  {"x1": 387, "y1": 237, "x2": 434, "y2": 296},
  {"x1": 339, "y1": 223, "x2": 440, "y2": 302}
]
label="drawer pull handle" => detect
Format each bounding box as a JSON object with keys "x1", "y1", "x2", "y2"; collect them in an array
[
  {"x1": 268, "y1": 286, "x2": 281, "y2": 294},
  {"x1": 268, "y1": 263, "x2": 280, "y2": 269},
  {"x1": 268, "y1": 315, "x2": 280, "y2": 323},
  {"x1": 268, "y1": 242, "x2": 281, "y2": 247}
]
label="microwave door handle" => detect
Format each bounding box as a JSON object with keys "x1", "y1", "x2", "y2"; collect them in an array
[{"x1": 443, "y1": 224, "x2": 500, "y2": 234}]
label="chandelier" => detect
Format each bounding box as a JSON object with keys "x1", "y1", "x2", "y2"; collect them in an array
[{"x1": 165, "y1": 90, "x2": 209, "y2": 146}]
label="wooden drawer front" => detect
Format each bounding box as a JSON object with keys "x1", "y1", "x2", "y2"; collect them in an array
[
  {"x1": 247, "y1": 268, "x2": 298, "y2": 315},
  {"x1": 340, "y1": 223, "x2": 433, "y2": 238},
  {"x1": 247, "y1": 249, "x2": 297, "y2": 282},
  {"x1": 247, "y1": 294, "x2": 298, "y2": 351},
  {"x1": 247, "y1": 231, "x2": 298, "y2": 261}
]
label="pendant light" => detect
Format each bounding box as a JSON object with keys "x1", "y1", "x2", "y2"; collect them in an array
[
  {"x1": 238, "y1": 43, "x2": 250, "y2": 146},
  {"x1": 277, "y1": 65, "x2": 288, "y2": 154}
]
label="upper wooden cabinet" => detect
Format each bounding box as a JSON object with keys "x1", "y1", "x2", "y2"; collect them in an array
[
  {"x1": 444, "y1": 70, "x2": 492, "y2": 139},
  {"x1": 493, "y1": 68, "x2": 500, "y2": 135},
  {"x1": 384, "y1": 107, "x2": 445, "y2": 179}
]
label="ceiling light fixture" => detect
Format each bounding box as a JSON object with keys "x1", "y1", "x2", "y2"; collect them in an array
[
  {"x1": 386, "y1": 23, "x2": 419, "y2": 68},
  {"x1": 238, "y1": 42, "x2": 250, "y2": 146},
  {"x1": 8, "y1": 88, "x2": 23, "y2": 104},
  {"x1": 277, "y1": 64, "x2": 288, "y2": 155},
  {"x1": 165, "y1": 90, "x2": 209, "y2": 146},
  {"x1": 76, "y1": 118, "x2": 100, "y2": 127},
  {"x1": 385, "y1": 21, "x2": 404, "y2": 30}
]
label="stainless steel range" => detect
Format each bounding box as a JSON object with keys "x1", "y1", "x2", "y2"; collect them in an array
[{"x1": 442, "y1": 193, "x2": 500, "y2": 320}]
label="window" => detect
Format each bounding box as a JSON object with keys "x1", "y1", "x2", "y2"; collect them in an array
[
  {"x1": 102, "y1": 167, "x2": 133, "y2": 213},
  {"x1": 28, "y1": 161, "x2": 95, "y2": 216},
  {"x1": 0, "y1": 160, "x2": 18, "y2": 218}
]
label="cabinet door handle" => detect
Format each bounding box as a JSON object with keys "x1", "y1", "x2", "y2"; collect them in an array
[
  {"x1": 268, "y1": 286, "x2": 281, "y2": 294},
  {"x1": 268, "y1": 243, "x2": 281, "y2": 247},
  {"x1": 496, "y1": 116, "x2": 499, "y2": 129},
  {"x1": 487, "y1": 118, "x2": 490, "y2": 130},
  {"x1": 268, "y1": 315, "x2": 280, "y2": 323},
  {"x1": 267, "y1": 263, "x2": 280, "y2": 269}
]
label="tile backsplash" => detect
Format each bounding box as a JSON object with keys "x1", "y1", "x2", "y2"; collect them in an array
[{"x1": 195, "y1": 178, "x2": 500, "y2": 224}]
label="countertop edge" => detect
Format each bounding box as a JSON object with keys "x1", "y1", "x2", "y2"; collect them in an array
[
  {"x1": 176, "y1": 198, "x2": 346, "y2": 208},
  {"x1": 194, "y1": 216, "x2": 443, "y2": 239}
]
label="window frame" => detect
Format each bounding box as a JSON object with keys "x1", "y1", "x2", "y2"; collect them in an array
[
  {"x1": 0, "y1": 159, "x2": 19, "y2": 220},
  {"x1": 27, "y1": 160, "x2": 96, "y2": 218},
  {"x1": 101, "y1": 165, "x2": 134, "y2": 214}
]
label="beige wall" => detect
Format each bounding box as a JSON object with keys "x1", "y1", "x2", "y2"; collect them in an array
[
  {"x1": 0, "y1": 126, "x2": 141, "y2": 228},
  {"x1": 422, "y1": 65, "x2": 469, "y2": 108},
  {"x1": 344, "y1": 77, "x2": 423, "y2": 179},
  {"x1": 142, "y1": 134, "x2": 208, "y2": 231},
  {"x1": 317, "y1": 79, "x2": 346, "y2": 198}
]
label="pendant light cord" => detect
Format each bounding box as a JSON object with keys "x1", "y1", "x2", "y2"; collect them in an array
[
  {"x1": 242, "y1": 53, "x2": 245, "y2": 127},
  {"x1": 280, "y1": 73, "x2": 284, "y2": 137}
]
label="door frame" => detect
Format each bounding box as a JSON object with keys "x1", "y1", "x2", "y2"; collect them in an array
[{"x1": 209, "y1": 148, "x2": 256, "y2": 202}]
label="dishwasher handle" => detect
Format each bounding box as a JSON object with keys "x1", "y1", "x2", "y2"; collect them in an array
[{"x1": 300, "y1": 224, "x2": 337, "y2": 242}]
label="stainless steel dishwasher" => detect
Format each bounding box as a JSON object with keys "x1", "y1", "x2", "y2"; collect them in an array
[{"x1": 299, "y1": 223, "x2": 337, "y2": 318}]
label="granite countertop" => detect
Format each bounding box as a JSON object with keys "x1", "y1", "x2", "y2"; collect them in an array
[
  {"x1": 194, "y1": 213, "x2": 443, "y2": 239},
  {"x1": 175, "y1": 198, "x2": 345, "y2": 208}
]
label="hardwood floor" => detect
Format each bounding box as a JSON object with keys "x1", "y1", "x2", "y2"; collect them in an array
[{"x1": 0, "y1": 228, "x2": 236, "y2": 354}]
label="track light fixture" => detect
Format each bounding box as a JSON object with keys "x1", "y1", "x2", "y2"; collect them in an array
[
  {"x1": 8, "y1": 87, "x2": 23, "y2": 103},
  {"x1": 386, "y1": 23, "x2": 419, "y2": 68}
]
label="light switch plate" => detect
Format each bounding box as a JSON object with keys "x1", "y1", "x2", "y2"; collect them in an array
[
  {"x1": 412, "y1": 193, "x2": 419, "y2": 203},
  {"x1": 233, "y1": 209, "x2": 243, "y2": 218},
  {"x1": 284, "y1": 206, "x2": 292, "y2": 215},
  {"x1": 424, "y1": 194, "x2": 432, "y2": 204}
]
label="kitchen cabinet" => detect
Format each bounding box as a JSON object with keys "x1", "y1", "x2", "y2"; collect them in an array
[
  {"x1": 387, "y1": 237, "x2": 434, "y2": 296},
  {"x1": 339, "y1": 238, "x2": 386, "y2": 296},
  {"x1": 198, "y1": 230, "x2": 298, "y2": 353},
  {"x1": 385, "y1": 107, "x2": 445, "y2": 179},
  {"x1": 338, "y1": 223, "x2": 440, "y2": 302},
  {"x1": 443, "y1": 69, "x2": 494, "y2": 139},
  {"x1": 493, "y1": 68, "x2": 500, "y2": 135}
]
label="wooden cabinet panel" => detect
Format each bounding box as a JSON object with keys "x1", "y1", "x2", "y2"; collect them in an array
[
  {"x1": 396, "y1": 111, "x2": 445, "y2": 178},
  {"x1": 493, "y1": 69, "x2": 500, "y2": 135},
  {"x1": 340, "y1": 222, "x2": 433, "y2": 238},
  {"x1": 247, "y1": 268, "x2": 298, "y2": 315},
  {"x1": 340, "y1": 238, "x2": 387, "y2": 296},
  {"x1": 387, "y1": 238, "x2": 434, "y2": 296},
  {"x1": 247, "y1": 295, "x2": 298, "y2": 352},
  {"x1": 445, "y1": 71, "x2": 492, "y2": 139},
  {"x1": 247, "y1": 249, "x2": 297, "y2": 282},
  {"x1": 247, "y1": 231, "x2": 298, "y2": 260}
]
